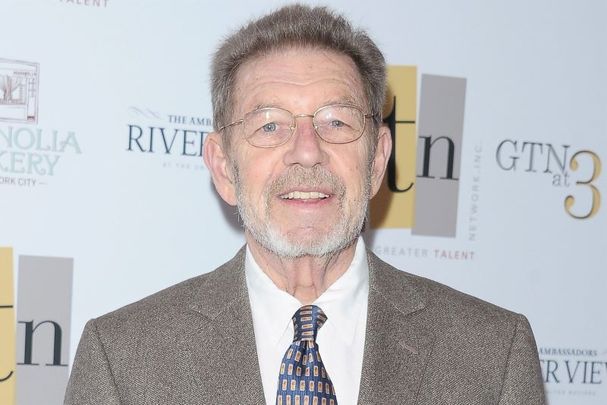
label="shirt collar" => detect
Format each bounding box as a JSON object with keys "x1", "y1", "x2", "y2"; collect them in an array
[{"x1": 245, "y1": 237, "x2": 369, "y2": 347}]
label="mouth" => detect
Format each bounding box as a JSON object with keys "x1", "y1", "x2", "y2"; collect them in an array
[{"x1": 279, "y1": 191, "x2": 330, "y2": 201}]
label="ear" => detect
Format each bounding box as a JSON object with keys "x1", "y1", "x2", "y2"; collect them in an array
[
  {"x1": 203, "y1": 132, "x2": 237, "y2": 206},
  {"x1": 369, "y1": 124, "x2": 392, "y2": 198}
]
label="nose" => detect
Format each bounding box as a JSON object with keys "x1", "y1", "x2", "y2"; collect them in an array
[{"x1": 282, "y1": 115, "x2": 328, "y2": 168}]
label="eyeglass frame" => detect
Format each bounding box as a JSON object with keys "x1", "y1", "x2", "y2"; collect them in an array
[{"x1": 217, "y1": 103, "x2": 376, "y2": 148}]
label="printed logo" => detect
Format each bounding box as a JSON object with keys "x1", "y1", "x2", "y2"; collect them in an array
[
  {"x1": 0, "y1": 59, "x2": 82, "y2": 187},
  {"x1": 0, "y1": 248, "x2": 74, "y2": 405},
  {"x1": 126, "y1": 106, "x2": 212, "y2": 171},
  {"x1": 495, "y1": 140, "x2": 602, "y2": 219},
  {"x1": 0, "y1": 248, "x2": 16, "y2": 405},
  {"x1": 539, "y1": 346, "x2": 607, "y2": 400},
  {"x1": 0, "y1": 59, "x2": 39, "y2": 124},
  {"x1": 370, "y1": 66, "x2": 468, "y2": 238},
  {"x1": 60, "y1": 0, "x2": 110, "y2": 7}
]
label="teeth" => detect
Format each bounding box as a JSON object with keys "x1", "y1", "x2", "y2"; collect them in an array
[{"x1": 280, "y1": 191, "x2": 329, "y2": 200}]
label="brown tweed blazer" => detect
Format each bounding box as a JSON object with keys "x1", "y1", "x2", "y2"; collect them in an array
[{"x1": 64, "y1": 249, "x2": 546, "y2": 404}]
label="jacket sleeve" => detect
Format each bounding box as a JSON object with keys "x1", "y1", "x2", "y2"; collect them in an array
[
  {"x1": 498, "y1": 314, "x2": 547, "y2": 405},
  {"x1": 64, "y1": 319, "x2": 122, "y2": 405}
]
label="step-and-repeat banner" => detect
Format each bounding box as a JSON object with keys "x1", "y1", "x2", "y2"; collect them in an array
[{"x1": 1, "y1": 1, "x2": 605, "y2": 404}]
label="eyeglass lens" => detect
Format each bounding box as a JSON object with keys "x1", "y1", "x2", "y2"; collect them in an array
[{"x1": 243, "y1": 105, "x2": 365, "y2": 147}]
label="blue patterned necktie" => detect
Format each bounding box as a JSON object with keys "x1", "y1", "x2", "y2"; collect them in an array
[{"x1": 276, "y1": 305, "x2": 338, "y2": 405}]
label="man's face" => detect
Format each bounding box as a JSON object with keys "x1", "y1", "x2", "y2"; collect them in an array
[{"x1": 211, "y1": 48, "x2": 389, "y2": 258}]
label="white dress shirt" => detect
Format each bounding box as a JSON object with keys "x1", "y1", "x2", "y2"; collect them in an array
[{"x1": 245, "y1": 237, "x2": 369, "y2": 405}]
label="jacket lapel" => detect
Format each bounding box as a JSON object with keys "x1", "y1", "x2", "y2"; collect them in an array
[
  {"x1": 177, "y1": 248, "x2": 435, "y2": 404},
  {"x1": 358, "y1": 252, "x2": 436, "y2": 405},
  {"x1": 183, "y1": 249, "x2": 266, "y2": 404}
]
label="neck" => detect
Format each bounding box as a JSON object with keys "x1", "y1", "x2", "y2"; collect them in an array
[{"x1": 246, "y1": 233, "x2": 358, "y2": 304}]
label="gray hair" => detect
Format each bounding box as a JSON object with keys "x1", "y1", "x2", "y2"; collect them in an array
[{"x1": 211, "y1": 4, "x2": 386, "y2": 149}]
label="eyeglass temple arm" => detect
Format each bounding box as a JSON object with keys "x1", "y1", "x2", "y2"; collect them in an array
[{"x1": 218, "y1": 119, "x2": 244, "y2": 132}]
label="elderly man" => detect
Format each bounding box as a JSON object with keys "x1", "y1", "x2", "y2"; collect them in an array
[{"x1": 65, "y1": 5, "x2": 545, "y2": 405}]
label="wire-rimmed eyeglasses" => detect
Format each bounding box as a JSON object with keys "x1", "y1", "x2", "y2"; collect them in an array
[{"x1": 218, "y1": 104, "x2": 374, "y2": 148}]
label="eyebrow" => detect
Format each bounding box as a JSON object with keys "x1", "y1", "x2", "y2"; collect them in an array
[
  {"x1": 250, "y1": 96, "x2": 363, "y2": 112},
  {"x1": 252, "y1": 102, "x2": 282, "y2": 110}
]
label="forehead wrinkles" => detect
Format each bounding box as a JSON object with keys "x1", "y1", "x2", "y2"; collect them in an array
[{"x1": 232, "y1": 48, "x2": 366, "y2": 114}]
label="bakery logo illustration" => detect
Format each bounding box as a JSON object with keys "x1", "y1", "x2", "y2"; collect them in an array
[
  {"x1": 0, "y1": 59, "x2": 82, "y2": 187},
  {"x1": 0, "y1": 59, "x2": 39, "y2": 124},
  {"x1": 539, "y1": 346, "x2": 607, "y2": 399},
  {"x1": 370, "y1": 66, "x2": 467, "y2": 238},
  {"x1": 126, "y1": 106, "x2": 212, "y2": 170},
  {"x1": 495, "y1": 140, "x2": 602, "y2": 220},
  {"x1": 0, "y1": 247, "x2": 73, "y2": 405}
]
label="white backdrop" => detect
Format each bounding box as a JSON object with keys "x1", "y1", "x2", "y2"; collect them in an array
[{"x1": 1, "y1": 1, "x2": 605, "y2": 404}]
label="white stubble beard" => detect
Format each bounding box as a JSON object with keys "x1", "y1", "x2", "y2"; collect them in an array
[{"x1": 233, "y1": 164, "x2": 371, "y2": 259}]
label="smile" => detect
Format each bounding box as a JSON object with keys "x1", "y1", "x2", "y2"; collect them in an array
[{"x1": 279, "y1": 191, "x2": 330, "y2": 200}]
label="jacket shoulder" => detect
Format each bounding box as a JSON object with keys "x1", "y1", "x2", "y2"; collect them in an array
[
  {"x1": 366, "y1": 252, "x2": 545, "y2": 404},
  {"x1": 368, "y1": 251, "x2": 525, "y2": 330},
  {"x1": 93, "y1": 248, "x2": 246, "y2": 334}
]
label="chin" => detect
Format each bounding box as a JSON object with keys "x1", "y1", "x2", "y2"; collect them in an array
[{"x1": 252, "y1": 225, "x2": 361, "y2": 259}]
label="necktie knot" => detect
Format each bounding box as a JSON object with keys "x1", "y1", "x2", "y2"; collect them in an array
[{"x1": 292, "y1": 305, "x2": 327, "y2": 342}]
